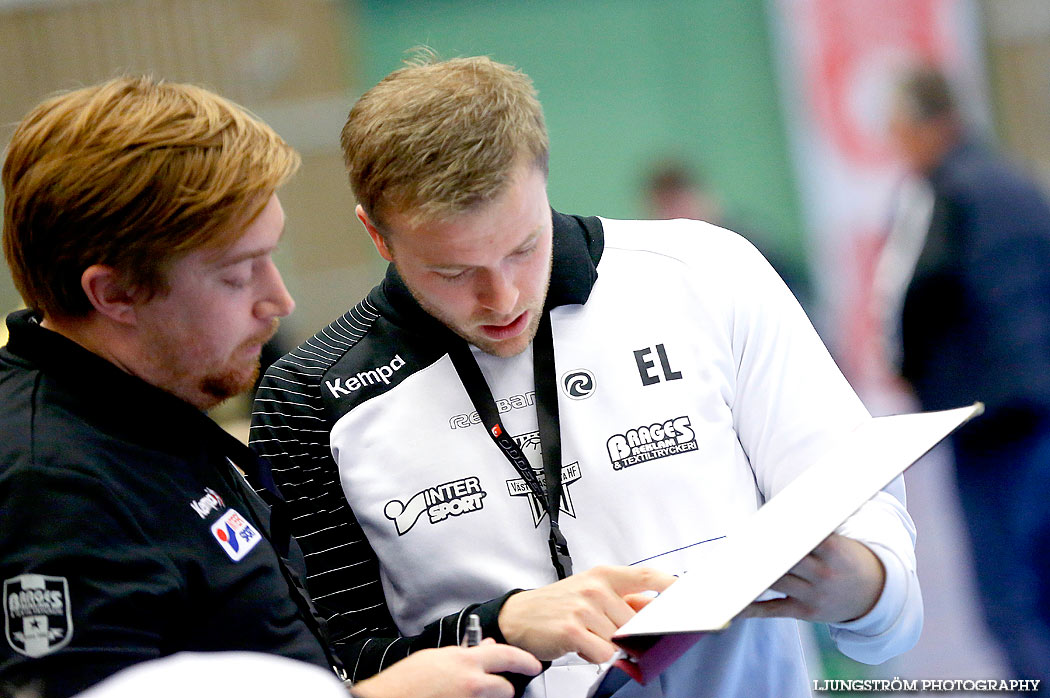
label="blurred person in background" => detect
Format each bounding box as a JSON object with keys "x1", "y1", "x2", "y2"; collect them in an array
[
  {"x1": 0, "y1": 76, "x2": 539, "y2": 698},
  {"x1": 880, "y1": 65, "x2": 1050, "y2": 679},
  {"x1": 643, "y1": 159, "x2": 811, "y2": 310}
]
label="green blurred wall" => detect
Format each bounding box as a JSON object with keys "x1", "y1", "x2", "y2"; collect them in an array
[
  {"x1": 355, "y1": 0, "x2": 805, "y2": 268},
  {"x1": 0, "y1": 0, "x2": 807, "y2": 331}
]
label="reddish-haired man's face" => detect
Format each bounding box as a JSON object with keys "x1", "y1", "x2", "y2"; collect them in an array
[{"x1": 133, "y1": 194, "x2": 295, "y2": 409}]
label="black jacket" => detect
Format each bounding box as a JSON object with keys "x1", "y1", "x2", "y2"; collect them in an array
[
  {"x1": 0, "y1": 311, "x2": 335, "y2": 697},
  {"x1": 901, "y1": 141, "x2": 1050, "y2": 444}
]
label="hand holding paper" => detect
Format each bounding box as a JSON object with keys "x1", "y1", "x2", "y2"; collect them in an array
[
  {"x1": 741, "y1": 533, "x2": 886, "y2": 623},
  {"x1": 498, "y1": 565, "x2": 675, "y2": 662}
]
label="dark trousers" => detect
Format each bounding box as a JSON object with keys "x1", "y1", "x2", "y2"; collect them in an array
[{"x1": 953, "y1": 420, "x2": 1050, "y2": 680}]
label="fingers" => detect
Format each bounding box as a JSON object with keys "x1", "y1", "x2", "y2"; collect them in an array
[
  {"x1": 571, "y1": 629, "x2": 620, "y2": 664},
  {"x1": 351, "y1": 644, "x2": 535, "y2": 698},
  {"x1": 497, "y1": 565, "x2": 674, "y2": 662},
  {"x1": 808, "y1": 533, "x2": 844, "y2": 561},
  {"x1": 472, "y1": 677, "x2": 517, "y2": 698},
  {"x1": 748, "y1": 536, "x2": 886, "y2": 624},
  {"x1": 593, "y1": 565, "x2": 677, "y2": 597},
  {"x1": 590, "y1": 587, "x2": 642, "y2": 632},
  {"x1": 740, "y1": 597, "x2": 813, "y2": 620},
  {"x1": 769, "y1": 572, "x2": 813, "y2": 599},
  {"x1": 544, "y1": 591, "x2": 623, "y2": 663},
  {"x1": 623, "y1": 592, "x2": 657, "y2": 613},
  {"x1": 583, "y1": 566, "x2": 676, "y2": 629},
  {"x1": 808, "y1": 534, "x2": 867, "y2": 572},
  {"x1": 560, "y1": 566, "x2": 675, "y2": 662},
  {"x1": 581, "y1": 605, "x2": 624, "y2": 640}
]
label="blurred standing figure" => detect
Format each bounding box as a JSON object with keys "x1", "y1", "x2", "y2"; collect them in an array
[
  {"x1": 643, "y1": 160, "x2": 811, "y2": 310},
  {"x1": 881, "y1": 65, "x2": 1050, "y2": 678},
  {"x1": 644, "y1": 161, "x2": 725, "y2": 223}
]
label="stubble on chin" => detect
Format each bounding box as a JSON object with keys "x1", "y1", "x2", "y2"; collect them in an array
[
  {"x1": 397, "y1": 250, "x2": 552, "y2": 359},
  {"x1": 199, "y1": 360, "x2": 261, "y2": 408},
  {"x1": 199, "y1": 320, "x2": 280, "y2": 407},
  {"x1": 473, "y1": 310, "x2": 543, "y2": 358},
  {"x1": 407, "y1": 288, "x2": 542, "y2": 358}
]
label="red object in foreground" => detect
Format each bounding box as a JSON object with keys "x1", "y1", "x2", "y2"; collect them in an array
[{"x1": 613, "y1": 632, "x2": 708, "y2": 684}]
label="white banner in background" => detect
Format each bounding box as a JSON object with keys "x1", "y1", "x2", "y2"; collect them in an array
[{"x1": 767, "y1": 0, "x2": 989, "y2": 390}]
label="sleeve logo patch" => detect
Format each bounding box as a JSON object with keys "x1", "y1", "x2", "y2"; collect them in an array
[
  {"x1": 4, "y1": 574, "x2": 73, "y2": 658},
  {"x1": 210, "y1": 509, "x2": 262, "y2": 561}
]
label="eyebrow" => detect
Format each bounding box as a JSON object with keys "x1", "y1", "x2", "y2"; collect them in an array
[
  {"x1": 427, "y1": 229, "x2": 540, "y2": 273},
  {"x1": 216, "y1": 222, "x2": 286, "y2": 268}
]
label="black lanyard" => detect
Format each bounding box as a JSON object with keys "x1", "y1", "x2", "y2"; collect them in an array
[
  {"x1": 447, "y1": 312, "x2": 574, "y2": 579},
  {"x1": 220, "y1": 454, "x2": 348, "y2": 680}
]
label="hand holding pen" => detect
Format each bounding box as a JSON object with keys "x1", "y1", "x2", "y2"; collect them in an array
[
  {"x1": 462, "y1": 613, "x2": 483, "y2": 647},
  {"x1": 351, "y1": 613, "x2": 540, "y2": 698}
]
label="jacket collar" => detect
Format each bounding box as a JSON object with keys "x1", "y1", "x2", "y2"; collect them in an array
[
  {"x1": 3, "y1": 309, "x2": 266, "y2": 480},
  {"x1": 374, "y1": 209, "x2": 604, "y2": 338}
]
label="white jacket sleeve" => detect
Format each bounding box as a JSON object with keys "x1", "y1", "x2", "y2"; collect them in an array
[
  {"x1": 702, "y1": 225, "x2": 923, "y2": 663},
  {"x1": 830, "y1": 484, "x2": 924, "y2": 663}
]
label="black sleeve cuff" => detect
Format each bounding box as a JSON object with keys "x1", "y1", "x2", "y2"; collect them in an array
[{"x1": 470, "y1": 588, "x2": 525, "y2": 644}]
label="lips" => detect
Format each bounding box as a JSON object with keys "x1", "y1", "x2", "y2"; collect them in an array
[
  {"x1": 239, "y1": 322, "x2": 279, "y2": 357},
  {"x1": 479, "y1": 311, "x2": 528, "y2": 340}
]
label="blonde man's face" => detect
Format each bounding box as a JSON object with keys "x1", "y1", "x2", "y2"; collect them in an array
[{"x1": 362, "y1": 164, "x2": 553, "y2": 358}]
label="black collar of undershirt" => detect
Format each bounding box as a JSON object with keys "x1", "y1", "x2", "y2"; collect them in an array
[{"x1": 374, "y1": 208, "x2": 604, "y2": 339}]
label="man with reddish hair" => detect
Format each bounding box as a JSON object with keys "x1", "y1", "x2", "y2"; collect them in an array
[{"x1": 0, "y1": 76, "x2": 538, "y2": 698}]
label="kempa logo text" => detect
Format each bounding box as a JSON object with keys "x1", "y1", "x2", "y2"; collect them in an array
[{"x1": 325, "y1": 354, "x2": 406, "y2": 397}]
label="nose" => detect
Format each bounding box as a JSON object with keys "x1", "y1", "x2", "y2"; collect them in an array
[
  {"x1": 477, "y1": 268, "x2": 519, "y2": 315},
  {"x1": 254, "y1": 259, "x2": 296, "y2": 319}
]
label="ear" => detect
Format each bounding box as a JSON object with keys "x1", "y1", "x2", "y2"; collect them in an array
[
  {"x1": 357, "y1": 204, "x2": 394, "y2": 262},
  {"x1": 80, "y1": 265, "x2": 140, "y2": 325}
]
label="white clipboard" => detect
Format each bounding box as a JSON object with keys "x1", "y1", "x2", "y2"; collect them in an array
[{"x1": 594, "y1": 403, "x2": 983, "y2": 690}]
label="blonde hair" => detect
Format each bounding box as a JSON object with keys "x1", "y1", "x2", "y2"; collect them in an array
[
  {"x1": 2, "y1": 76, "x2": 300, "y2": 318},
  {"x1": 341, "y1": 53, "x2": 548, "y2": 230}
]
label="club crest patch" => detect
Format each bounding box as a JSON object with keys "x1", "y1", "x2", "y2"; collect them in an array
[
  {"x1": 4, "y1": 574, "x2": 73, "y2": 658},
  {"x1": 503, "y1": 430, "x2": 583, "y2": 527},
  {"x1": 210, "y1": 509, "x2": 262, "y2": 561}
]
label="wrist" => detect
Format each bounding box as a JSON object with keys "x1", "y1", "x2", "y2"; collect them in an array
[{"x1": 483, "y1": 588, "x2": 527, "y2": 644}]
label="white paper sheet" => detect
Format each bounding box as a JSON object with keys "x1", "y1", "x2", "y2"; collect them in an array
[{"x1": 614, "y1": 404, "x2": 982, "y2": 638}]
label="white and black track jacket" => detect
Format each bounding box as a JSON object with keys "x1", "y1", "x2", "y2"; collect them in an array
[{"x1": 250, "y1": 211, "x2": 922, "y2": 697}]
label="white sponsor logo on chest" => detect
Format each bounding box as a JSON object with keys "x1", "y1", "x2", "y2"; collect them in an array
[
  {"x1": 190, "y1": 487, "x2": 225, "y2": 519},
  {"x1": 607, "y1": 415, "x2": 697, "y2": 470},
  {"x1": 325, "y1": 354, "x2": 406, "y2": 397},
  {"x1": 384, "y1": 476, "x2": 488, "y2": 535},
  {"x1": 449, "y1": 391, "x2": 536, "y2": 429}
]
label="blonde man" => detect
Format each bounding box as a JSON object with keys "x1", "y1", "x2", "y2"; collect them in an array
[
  {"x1": 0, "y1": 77, "x2": 538, "y2": 698},
  {"x1": 251, "y1": 56, "x2": 922, "y2": 697}
]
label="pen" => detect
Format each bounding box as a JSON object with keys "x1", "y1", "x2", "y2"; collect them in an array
[{"x1": 462, "y1": 612, "x2": 482, "y2": 647}]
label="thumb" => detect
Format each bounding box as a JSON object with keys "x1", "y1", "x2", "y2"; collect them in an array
[{"x1": 623, "y1": 592, "x2": 657, "y2": 613}]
